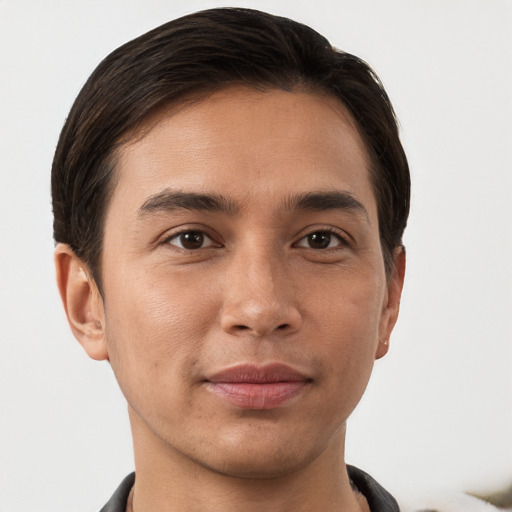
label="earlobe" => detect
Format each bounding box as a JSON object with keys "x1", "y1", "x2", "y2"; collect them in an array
[
  {"x1": 54, "y1": 244, "x2": 108, "y2": 361},
  {"x1": 375, "y1": 338, "x2": 390, "y2": 360},
  {"x1": 375, "y1": 246, "x2": 406, "y2": 360}
]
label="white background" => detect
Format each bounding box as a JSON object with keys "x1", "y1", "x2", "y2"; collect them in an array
[{"x1": 0, "y1": 1, "x2": 511, "y2": 510}]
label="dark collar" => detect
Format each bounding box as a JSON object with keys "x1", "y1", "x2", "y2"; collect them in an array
[
  {"x1": 99, "y1": 473, "x2": 134, "y2": 512},
  {"x1": 347, "y1": 465, "x2": 400, "y2": 511},
  {"x1": 100, "y1": 466, "x2": 399, "y2": 511}
]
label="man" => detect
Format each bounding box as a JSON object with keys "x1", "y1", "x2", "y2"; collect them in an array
[{"x1": 52, "y1": 8, "x2": 409, "y2": 511}]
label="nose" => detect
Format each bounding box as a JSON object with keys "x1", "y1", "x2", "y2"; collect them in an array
[{"x1": 220, "y1": 247, "x2": 302, "y2": 338}]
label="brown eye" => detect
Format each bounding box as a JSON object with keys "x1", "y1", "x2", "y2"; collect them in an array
[
  {"x1": 295, "y1": 230, "x2": 345, "y2": 250},
  {"x1": 167, "y1": 230, "x2": 214, "y2": 250},
  {"x1": 307, "y1": 232, "x2": 331, "y2": 249}
]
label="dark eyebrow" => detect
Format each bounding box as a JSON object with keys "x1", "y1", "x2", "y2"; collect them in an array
[
  {"x1": 285, "y1": 191, "x2": 369, "y2": 221},
  {"x1": 138, "y1": 190, "x2": 240, "y2": 217}
]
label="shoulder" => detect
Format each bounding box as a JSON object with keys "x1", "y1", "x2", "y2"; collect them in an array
[
  {"x1": 99, "y1": 473, "x2": 135, "y2": 512},
  {"x1": 347, "y1": 465, "x2": 503, "y2": 512},
  {"x1": 348, "y1": 465, "x2": 400, "y2": 511},
  {"x1": 397, "y1": 490, "x2": 503, "y2": 512}
]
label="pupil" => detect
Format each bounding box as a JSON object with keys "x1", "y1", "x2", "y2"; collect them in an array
[
  {"x1": 180, "y1": 231, "x2": 204, "y2": 249},
  {"x1": 308, "y1": 232, "x2": 331, "y2": 249}
]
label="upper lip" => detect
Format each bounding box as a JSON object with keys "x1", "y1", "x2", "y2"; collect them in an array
[{"x1": 206, "y1": 363, "x2": 310, "y2": 384}]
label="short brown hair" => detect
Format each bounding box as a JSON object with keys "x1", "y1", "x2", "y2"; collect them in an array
[{"x1": 52, "y1": 7, "x2": 410, "y2": 288}]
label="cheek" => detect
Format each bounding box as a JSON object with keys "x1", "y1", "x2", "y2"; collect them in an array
[
  {"x1": 309, "y1": 270, "x2": 386, "y2": 383},
  {"x1": 312, "y1": 268, "x2": 385, "y2": 339},
  {"x1": 102, "y1": 269, "x2": 218, "y2": 396}
]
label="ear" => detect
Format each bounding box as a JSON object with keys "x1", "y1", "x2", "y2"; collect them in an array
[
  {"x1": 375, "y1": 246, "x2": 406, "y2": 360},
  {"x1": 54, "y1": 243, "x2": 108, "y2": 361}
]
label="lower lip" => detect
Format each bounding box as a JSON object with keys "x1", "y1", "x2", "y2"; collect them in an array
[{"x1": 206, "y1": 381, "x2": 307, "y2": 409}]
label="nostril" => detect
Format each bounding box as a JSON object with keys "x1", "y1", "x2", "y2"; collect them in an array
[{"x1": 277, "y1": 323, "x2": 290, "y2": 330}]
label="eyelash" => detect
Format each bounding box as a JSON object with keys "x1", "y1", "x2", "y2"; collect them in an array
[
  {"x1": 293, "y1": 228, "x2": 350, "y2": 250},
  {"x1": 163, "y1": 229, "x2": 219, "y2": 251},
  {"x1": 163, "y1": 227, "x2": 350, "y2": 252}
]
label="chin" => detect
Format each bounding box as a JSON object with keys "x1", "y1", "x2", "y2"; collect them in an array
[
  {"x1": 193, "y1": 427, "x2": 325, "y2": 480},
  {"x1": 205, "y1": 450, "x2": 313, "y2": 480}
]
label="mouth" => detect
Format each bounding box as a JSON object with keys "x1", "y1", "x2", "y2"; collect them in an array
[{"x1": 205, "y1": 363, "x2": 312, "y2": 410}]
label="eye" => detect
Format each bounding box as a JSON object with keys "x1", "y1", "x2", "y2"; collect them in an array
[
  {"x1": 166, "y1": 230, "x2": 217, "y2": 250},
  {"x1": 295, "y1": 230, "x2": 347, "y2": 250}
]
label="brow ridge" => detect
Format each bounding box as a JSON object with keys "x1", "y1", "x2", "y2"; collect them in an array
[
  {"x1": 285, "y1": 191, "x2": 369, "y2": 220},
  {"x1": 138, "y1": 189, "x2": 368, "y2": 222},
  {"x1": 138, "y1": 190, "x2": 240, "y2": 217}
]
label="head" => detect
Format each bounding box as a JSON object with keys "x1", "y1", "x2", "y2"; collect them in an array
[
  {"x1": 53, "y1": 8, "x2": 409, "y2": 480},
  {"x1": 52, "y1": 7, "x2": 409, "y2": 291}
]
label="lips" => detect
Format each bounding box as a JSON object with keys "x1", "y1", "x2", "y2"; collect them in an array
[{"x1": 205, "y1": 363, "x2": 311, "y2": 410}]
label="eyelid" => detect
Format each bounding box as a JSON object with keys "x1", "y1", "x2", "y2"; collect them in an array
[
  {"x1": 161, "y1": 226, "x2": 222, "y2": 250},
  {"x1": 292, "y1": 227, "x2": 351, "y2": 249}
]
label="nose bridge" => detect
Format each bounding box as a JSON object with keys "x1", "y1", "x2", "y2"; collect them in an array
[{"x1": 221, "y1": 241, "x2": 301, "y2": 337}]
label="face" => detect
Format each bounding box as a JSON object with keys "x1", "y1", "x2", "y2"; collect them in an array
[{"x1": 93, "y1": 87, "x2": 403, "y2": 477}]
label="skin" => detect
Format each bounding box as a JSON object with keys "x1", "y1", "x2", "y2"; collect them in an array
[{"x1": 56, "y1": 87, "x2": 405, "y2": 512}]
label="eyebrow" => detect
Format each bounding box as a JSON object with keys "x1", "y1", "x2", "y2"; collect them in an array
[
  {"x1": 138, "y1": 190, "x2": 240, "y2": 217},
  {"x1": 286, "y1": 191, "x2": 369, "y2": 221},
  {"x1": 138, "y1": 189, "x2": 368, "y2": 222}
]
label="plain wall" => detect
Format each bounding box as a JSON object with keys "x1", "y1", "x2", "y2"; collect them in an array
[{"x1": 0, "y1": 1, "x2": 510, "y2": 510}]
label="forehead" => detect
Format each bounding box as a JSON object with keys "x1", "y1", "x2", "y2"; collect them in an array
[{"x1": 111, "y1": 87, "x2": 375, "y2": 216}]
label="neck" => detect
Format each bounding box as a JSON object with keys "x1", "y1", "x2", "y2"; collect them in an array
[{"x1": 128, "y1": 407, "x2": 366, "y2": 512}]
